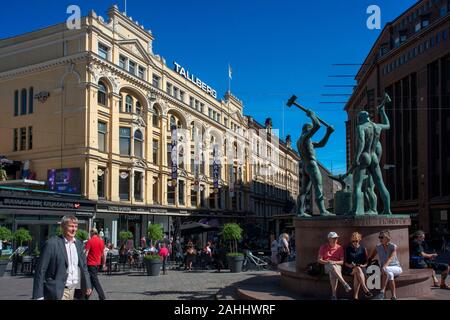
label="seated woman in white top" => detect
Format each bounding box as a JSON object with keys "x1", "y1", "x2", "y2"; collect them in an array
[{"x1": 368, "y1": 230, "x2": 402, "y2": 300}]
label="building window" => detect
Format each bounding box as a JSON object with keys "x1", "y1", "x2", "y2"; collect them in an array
[
  {"x1": 138, "y1": 66, "x2": 145, "y2": 79},
  {"x1": 178, "y1": 180, "x2": 185, "y2": 205},
  {"x1": 28, "y1": 126, "x2": 33, "y2": 150},
  {"x1": 191, "y1": 184, "x2": 197, "y2": 207},
  {"x1": 98, "y1": 43, "x2": 109, "y2": 60},
  {"x1": 134, "y1": 171, "x2": 143, "y2": 201},
  {"x1": 167, "y1": 180, "x2": 175, "y2": 205},
  {"x1": 134, "y1": 130, "x2": 143, "y2": 158},
  {"x1": 119, "y1": 171, "x2": 130, "y2": 201},
  {"x1": 195, "y1": 100, "x2": 199, "y2": 111},
  {"x1": 98, "y1": 81, "x2": 107, "y2": 105},
  {"x1": 200, "y1": 103, "x2": 204, "y2": 113},
  {"x1": 20, "y1": 127, "x2": 26, "y2": 151},
  {"x1": 152, "y1": 107, "x2": 159, "y2": 127},
  {"x1": 153, "y1": 177, "x2": 159, "y2": 204},
  {"x1": 119, "y1": 96, "x2": 123, "y2": 112},
  {"x1": 14, "y1": 90, "x2": 18, "y2": 116},
  {"x1": 152, "y1": 139, "x2": 159, "y2": 164},
  {"x1": 29, "y1": 87, "x2": 34, "y2": 114},
  {"x1": 415, "y1": 23, "x2": 421, "y2": 32},
  {"x1": 125, "y1": 95, "x2": 133, "y2": 113},
  {"x1": 173, "y1": 86, "x2": 179, "y2": 99},
  {"x1": 189, "y1": 97, "x2": 194, "y2": 108},
  {"x1": 98, "y1": 122, "x2": 107, "y2": 152},
  {"x1": 97, "y1": 168, "x2": 106, "y2": 199},
  {"x1": 13, "y1": 129, "x2": 18, "y2": 151},
  {"x1": 119, "y1": 127, "x2": 131, "y2": 156},
  {"x1": 135, "y1": 101, "x2": 142, "y2": 115},
  {"x1": 119, "y1": 55, "x2": 127, "y2": 69},
  {"x1": 179, "y1": 91, "x2": 185, "y2": 102},
  {"x1": 166, "y1": 82, "x2": 172, "y2": 95},
  {"x1": 21, "y1": 89, "x2": 27, "y2": 115},
  {"x1": 200, "y1": 185, "x2": 205, "y2": 207},
  {"x1": 167, "y1": 143, "x2": 173, "y2": 167},
  {"x1": 152, "y1": 74, "x2": 160, "y2": 88},
  {"x1": 128, "y1": 61, "x2": 136, "y2": 75}
]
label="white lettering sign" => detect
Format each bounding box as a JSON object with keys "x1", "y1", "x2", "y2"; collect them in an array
[{"x1": 174, "y1": 62, "x2": 217, "y2": 98}]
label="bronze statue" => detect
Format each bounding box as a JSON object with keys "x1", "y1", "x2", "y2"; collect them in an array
[
  {"x1": 296, "y1": 110, "x2": 335, "y2": 217},
  {"x1": 352, "y1": 93, "x2": 392, "y2": 215}
]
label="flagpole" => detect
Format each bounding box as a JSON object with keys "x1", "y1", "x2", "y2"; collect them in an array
[
  {"x1": 228, "y1": 63, "x2": 231, "y2": 94},
  {"x1": 124, "y1": 0, "x2": 127, "y2": 14}
]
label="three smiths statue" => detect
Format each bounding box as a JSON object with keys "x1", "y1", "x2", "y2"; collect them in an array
[
  {"x1": 296, "y1": 109, "x2": 335, "y2": 217},
  {"x1": 286, "y1": 96, "x2": 335, "y2": 217},
  {"x1": 352, "y1": 93, "x2": 392, "y2": 215}
]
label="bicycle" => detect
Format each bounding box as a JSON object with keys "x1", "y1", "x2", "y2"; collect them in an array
[{"x1": 242, "y1": 250, "x2": 270, "y2": 271}]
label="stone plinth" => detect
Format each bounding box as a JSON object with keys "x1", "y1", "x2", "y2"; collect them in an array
[
  {"x1": 279, "y1": 214, "x2": 433, "y2": 299},
  {"x1": 294, "y1": 215, "x2": 411, "y2": 272}
]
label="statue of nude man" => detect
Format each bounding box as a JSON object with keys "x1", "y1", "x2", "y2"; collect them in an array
[
  {"x1": 352, "y1": 94, "x2": 392, "y2": 215},
  {"x1": 297, "y1": 109, "x2": 335, "y2": 217}
]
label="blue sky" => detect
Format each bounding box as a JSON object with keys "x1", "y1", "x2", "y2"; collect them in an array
[{"x1": 0, "y1": 0, "x2": 418, "y2": 173}]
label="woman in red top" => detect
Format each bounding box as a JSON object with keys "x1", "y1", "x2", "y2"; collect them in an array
[
  {"x1": 159, "y1": 243, "x2": 169, "y2": 275},
  {"x1": 317, "y1": 232, "x2": 352, "y2": 300}
]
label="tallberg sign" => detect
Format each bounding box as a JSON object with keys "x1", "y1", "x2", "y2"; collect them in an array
[{"x1": 173, "y1": 62, "x2": 217, "y2": 99}]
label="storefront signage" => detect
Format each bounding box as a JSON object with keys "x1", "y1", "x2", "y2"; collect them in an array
[
  {"x1": 1, "y1": 197, "x2": 83, "y2": 210},
  {"x1": 174, "y1": 61, "x2": 217, "y2": 98}
]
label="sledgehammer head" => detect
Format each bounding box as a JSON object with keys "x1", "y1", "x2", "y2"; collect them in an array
[{"x1": 286, "y1": 95, "x2": 297, "y2": 107}]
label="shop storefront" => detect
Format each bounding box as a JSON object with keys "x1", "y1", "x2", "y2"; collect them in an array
[{"x1": 0, "y1": 188, "x2": 95, "y2": 250}]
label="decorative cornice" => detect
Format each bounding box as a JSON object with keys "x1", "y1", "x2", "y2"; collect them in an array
[{"x1": 0, "y1": 52, "x2": 89, "y2": 81}]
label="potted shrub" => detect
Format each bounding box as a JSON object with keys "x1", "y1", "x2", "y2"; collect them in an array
[
  {"x1": 144, "y1": 224, "x2": 164, "y2": 276},
  {"x1": 14, "y1": 228, "x2": 32, "y2": 247},
  {"x1": 76, "y1": 229, "x2": 89, "y2": 242},
  {"x1": 222, "y1": 223, "x2": 244, "y2": 273},
  {"x1": 0, "y1": 227, "x2": 13, "y2": 277},
  {"x1": 119, "y1": 230, "x2": 133, "y2": 245}
]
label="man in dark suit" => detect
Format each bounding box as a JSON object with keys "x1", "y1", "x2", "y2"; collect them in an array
[{"x1": 33, "y1": 215, "x2": 92, "y2": 300}]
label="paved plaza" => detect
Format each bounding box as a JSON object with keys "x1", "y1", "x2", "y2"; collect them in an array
[{"x1": 0, "y1": 268, "x2": 276, "y2": 300}]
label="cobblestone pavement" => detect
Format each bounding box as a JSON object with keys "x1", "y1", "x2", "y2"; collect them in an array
[{"x1": 0, "y1": 268, "x2": 277, "y2": 300}]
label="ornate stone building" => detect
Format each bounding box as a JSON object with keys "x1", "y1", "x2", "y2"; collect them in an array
[{"x1": 0, "y1": 5, "x2": 299, "y2": 246}]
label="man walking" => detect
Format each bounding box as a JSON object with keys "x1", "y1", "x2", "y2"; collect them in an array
[
  {"x1": 85, "y1": 228, "x2": 106, "y2": 300},
  {"x1": 33, "y1": 216, "x2": 92, "y2": 300}
]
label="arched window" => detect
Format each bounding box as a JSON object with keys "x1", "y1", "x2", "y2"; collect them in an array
[
  {"x1": 135, "y1": 101, "x2": 142, "y2": 115},
  {"x1": 134, "y1": 130, "x2": 143, "y2": 158},
  {"x1": 98, "y1": 81, "x2": 107, "y2": 105},
  {"x1": 21, "y1": 89, "x2": 27, "y2": 115},
  {"x1": 125, "y1": 95, "x2": 133, "y2": 113},
  {"x1": 152, "y1": 106, "x2": 159, "y2": 127},
  {"x1": 169, "y1": 115, "x2": 176, "y2": 131}
]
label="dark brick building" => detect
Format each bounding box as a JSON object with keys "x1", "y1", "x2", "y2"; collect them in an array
[{"x1": 345, "y1": 0, "x2": 450, "y2": 239}]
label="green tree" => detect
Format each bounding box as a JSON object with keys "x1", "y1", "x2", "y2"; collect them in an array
[
  {"x1": 119, "y1": 231, "x2": 133, "y2": 244},
  {"x1": 0, "y1": 226, "x2": 13, "y2": 242},
  {"x1": 76, "y1": 229, "x2": 89, "y2": 241},
  {"x1": 147, "y1": 223, "x2": 164, "y2": 246},
  {"x1": 14, "y1": 228, "x2": 32, "y2": 247},
  {"x1": 222, "y1": 223, "x2": 243, "y2": 255}
]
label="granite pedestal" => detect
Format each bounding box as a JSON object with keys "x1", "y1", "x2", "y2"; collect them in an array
[{"x1": 279, "y1": 215, "x2": 432, "y2": 299}]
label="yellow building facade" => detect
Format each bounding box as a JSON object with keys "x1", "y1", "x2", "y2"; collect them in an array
[{"x1": 0, "y1": 5, "x2": 299, "y2": 245}]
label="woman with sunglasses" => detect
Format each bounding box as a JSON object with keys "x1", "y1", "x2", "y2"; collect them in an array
[
  {"x1": 368, "y1": 230, "x2": 402, "y2": 300},
  {"x1": 344, "y1": 232, "x2": 373, "y2": 299}
]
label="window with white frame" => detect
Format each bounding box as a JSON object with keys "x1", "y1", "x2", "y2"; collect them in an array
[{"x1": 98, "y1": 43, "x2": 110, "y2": 60}]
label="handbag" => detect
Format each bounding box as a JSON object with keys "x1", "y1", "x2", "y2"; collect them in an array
[{"x1": 305, "y1": 262, "x2": 324, "y2": 277}]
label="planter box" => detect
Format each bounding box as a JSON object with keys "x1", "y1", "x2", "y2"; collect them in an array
[
  {"x1": 144, "y1": 259, "x2": 162, "y2": 276},
  {"x1": 227, "y1": 255, "x2": 244, "y2": 273}
]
